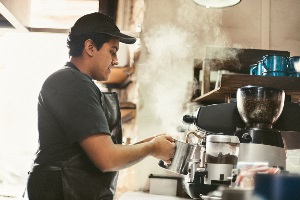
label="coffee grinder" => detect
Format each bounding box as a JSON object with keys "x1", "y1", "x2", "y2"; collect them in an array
[
  {"x1": 235, "y1": 86, "x2": 286, "y2": 169},
  {"x1": 173, "y1": 85, "x2": 297, "y2": 199}
]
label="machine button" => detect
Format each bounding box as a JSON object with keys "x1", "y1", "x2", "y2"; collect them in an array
[{"x1": 242, "y1": 133, "x2": 252, "y2": 142}]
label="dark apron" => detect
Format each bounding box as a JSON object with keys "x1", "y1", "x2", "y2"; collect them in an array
[
  {"x1": 59, "y1": 92, "x2": 122, "y2": 200},
  {"x1": 27, "y1": 63, "x2": 123, "y2": 200},
  {"x1": 60, "y1": 153, "x2": 118, "y2": 200}
]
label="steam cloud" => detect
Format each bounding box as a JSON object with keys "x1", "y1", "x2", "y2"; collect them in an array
[{"x1": 137, "y1": 0, "x2": 242, "y2": 136}]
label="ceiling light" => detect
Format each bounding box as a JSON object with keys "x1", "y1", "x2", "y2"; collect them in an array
[{"x1": 193, "y1": 0, "x2": 241, "y2": 8}]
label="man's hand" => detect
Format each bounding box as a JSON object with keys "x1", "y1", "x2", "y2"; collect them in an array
[{"x1": 150, "y1": 134, "x2": 176, "y2": 163}]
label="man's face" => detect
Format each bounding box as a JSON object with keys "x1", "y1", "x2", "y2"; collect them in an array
[{"x1": 90, "y1": 38, "x2": 120, "y2": 81}]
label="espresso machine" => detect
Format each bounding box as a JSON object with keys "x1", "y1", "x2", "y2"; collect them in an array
[{"x1": 161, "y1": 85, "x2": 300, "y2": 199}]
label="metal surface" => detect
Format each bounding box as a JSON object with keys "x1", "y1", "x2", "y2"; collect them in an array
[
  {"x1": 238, "y1": 143, "x2": 286, "y2": 169},
  {"x1": 221, "y1": 188, "x2": 253, "y2": 200}
]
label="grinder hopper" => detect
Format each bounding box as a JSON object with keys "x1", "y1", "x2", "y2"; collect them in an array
[{"x1": 236, "y1": 85, "x2": 285, "y2": 129}]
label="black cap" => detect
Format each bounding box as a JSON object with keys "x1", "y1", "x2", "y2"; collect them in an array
[{"x1": 70, "y1": 12, "x2": 136, "y2": 44}]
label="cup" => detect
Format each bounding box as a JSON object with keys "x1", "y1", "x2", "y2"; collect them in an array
[
  {"x1": 288, "y1": 56, "x2": 300, "y2": 76},
  {"x1": 262, "y1": 55, "x2": 289, "y2": 76},
  {"x1": 256, "y1": 60, "x2": 264, "y2": 75},
  {"x1": 250, "y1": 64, "x2": 258, "y2": 75}
]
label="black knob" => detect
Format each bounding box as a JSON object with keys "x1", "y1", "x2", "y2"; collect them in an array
[
  {"x1": 242, "y1": 133, "x2": 252, "y2": 142},
  {"x1": 183, "y1": 115, "x2": 196, "y2": 124}
]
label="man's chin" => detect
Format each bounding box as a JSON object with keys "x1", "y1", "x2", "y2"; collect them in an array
[{"x1": 98, "y1": 76, "x2": 109, "y2": 82}]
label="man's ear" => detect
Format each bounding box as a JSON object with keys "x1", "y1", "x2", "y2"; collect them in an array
[{"x1": 84, "y1": 39, "x2": 94, "y2": 57}]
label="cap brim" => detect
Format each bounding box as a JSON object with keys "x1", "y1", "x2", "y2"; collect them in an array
[{"x1": 107, "y1": 32, "x2": 137, "y2": 44}]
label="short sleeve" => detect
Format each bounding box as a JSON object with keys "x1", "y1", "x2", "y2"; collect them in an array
[{"x1": 40, "y1": 72, "x2": 111, "y2": 144}]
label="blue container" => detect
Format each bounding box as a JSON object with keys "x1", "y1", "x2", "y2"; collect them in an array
[
  {"x1": 262, "y1": 55, "x2": 289, "y2": 73},
  {"x1": 254, "y1": 174, "x2": 274, "y2": 200},
  {"x1": 254, "y1": 173, "x2": 300, "y2": 200},
  {"x1": 250, "y1": 64, "x2": 258, "y2": 75},
  {"x1": 257, "y1": 60, "x2": 265, "y2": 75},
  {"x1": 288, "y1": 56, "x2": 300, "y2": 75}
]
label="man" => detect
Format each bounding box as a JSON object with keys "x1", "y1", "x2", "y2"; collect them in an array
[{"x1": 26, "y1": 12, "x2": 175, "y2": 200}]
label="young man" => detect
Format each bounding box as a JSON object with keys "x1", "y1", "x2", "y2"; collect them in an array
[{"x1": 26, "y1": 12, "x2": 175, "y2": 200}]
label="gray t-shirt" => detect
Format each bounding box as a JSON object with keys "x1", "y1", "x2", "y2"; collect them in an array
[{"x1": 35, "y1": 62, "x2": 110, "y2": 164}]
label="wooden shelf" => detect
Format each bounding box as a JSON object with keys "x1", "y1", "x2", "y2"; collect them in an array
[
  {"x1": 204, "y1": 46, "x2": 290, "y2": 73},
  {"x1": 121, "y1": 109, "x2": 136, "y2": 123},
  {"x1": 200, "y1": 46, "x2": 290, "y2": 96},
  {"x1": 120, "y1": 102, "x2": 136, "y2": 123},
  {"x1": 193, "y1": 74, "x2": 300, "y2": 104}
]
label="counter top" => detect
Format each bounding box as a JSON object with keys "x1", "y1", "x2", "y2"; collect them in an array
[{"x1": 119, "y1": 191, "x2": 191, "y2": 200}]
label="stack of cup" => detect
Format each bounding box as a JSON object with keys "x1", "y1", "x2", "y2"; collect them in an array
[
  {"x1": 249, "y1": 55, "x2": 300, "y2": 77},
  {"x1": 262, "y1": 55, "x2": 289, "y2": 76}
]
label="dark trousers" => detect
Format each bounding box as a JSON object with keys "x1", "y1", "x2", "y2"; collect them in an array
[{"x1": 27, "y1": 170, "x2": 64, "y2": 200}]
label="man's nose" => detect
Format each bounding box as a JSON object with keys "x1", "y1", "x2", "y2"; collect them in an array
[{"x1": 111, "y1": 59, "x2": 119, "y2": 66}]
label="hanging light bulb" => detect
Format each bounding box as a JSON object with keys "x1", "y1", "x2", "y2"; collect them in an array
[{"x1": 193, "y1": 0, "x2": 241, "y2": 8}]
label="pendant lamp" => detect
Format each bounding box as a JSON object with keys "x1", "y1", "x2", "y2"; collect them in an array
[{"x1": 193, "y1": 0, "x2": 241, "y2": 8}]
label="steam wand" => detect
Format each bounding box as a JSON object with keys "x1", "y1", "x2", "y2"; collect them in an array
[
  {"x1": 185, "y1": 131, "x2": 205, "y2": 143},
  {"x1": 186, "y1": 131, "x2": 206, "y2": 169}
]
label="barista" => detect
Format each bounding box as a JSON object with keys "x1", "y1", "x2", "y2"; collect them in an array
[{"x1": 26, "y1": 12, "x2": 175, "y2": 200}]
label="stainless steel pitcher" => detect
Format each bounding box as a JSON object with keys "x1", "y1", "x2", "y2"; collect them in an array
[{"x1": 158, "y1": 140, "x2": 198, "y2": 175}]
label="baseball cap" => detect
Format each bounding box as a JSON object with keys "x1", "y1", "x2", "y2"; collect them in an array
[{"x1": 70, "y1": 12, "x2": 136, "y2": 44}]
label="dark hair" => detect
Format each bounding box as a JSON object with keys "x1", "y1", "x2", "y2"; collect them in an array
[{"x1": 67, "y1": 33, "x2": 114, "y2": 57}]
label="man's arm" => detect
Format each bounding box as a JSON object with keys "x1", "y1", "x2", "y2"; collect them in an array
[{"x1": 80, "y1": 134, "x2": 175, "y2": 172}]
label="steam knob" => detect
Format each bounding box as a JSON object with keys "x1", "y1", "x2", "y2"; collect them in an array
[
  {"x1": 242, "y1": 132, "x2": 252, "y2": 142},
  {"x1": 183, "y1": 115, "x2": 196, "y2": 124}
]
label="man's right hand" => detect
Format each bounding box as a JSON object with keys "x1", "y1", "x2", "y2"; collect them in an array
[{"x1": 150, "y1": 134, "x2": 176, "y2": 163}]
